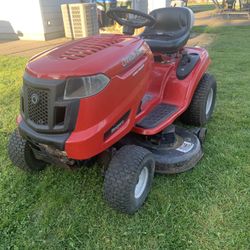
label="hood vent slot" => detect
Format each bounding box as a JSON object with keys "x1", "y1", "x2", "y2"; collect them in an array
[{"x1": 60, "y1": 36, "x2": 123, "y2": 60}]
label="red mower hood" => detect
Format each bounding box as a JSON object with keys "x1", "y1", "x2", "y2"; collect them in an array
[{"x1": 26, "y1": 34, "x2": 145, "y2": 80}]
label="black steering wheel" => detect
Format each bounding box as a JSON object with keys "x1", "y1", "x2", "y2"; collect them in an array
[{"x1": 107, "y1": 7, "x2": 156, "y2": 35}]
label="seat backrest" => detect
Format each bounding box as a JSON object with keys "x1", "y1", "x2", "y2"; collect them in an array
[{"x1": 143, "y1": 7, "x2": 194, "y2": 38}]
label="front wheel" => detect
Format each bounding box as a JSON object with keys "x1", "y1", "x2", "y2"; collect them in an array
[
  {"x1": 8, "y1": 129, "x2": 47, "y2": 172},
  {"x1": 181, "y1": 73, "x2": 217, "y2": 126},
  {"x1": 104, "y1": 145, "x2": 155, "y2": 214}
]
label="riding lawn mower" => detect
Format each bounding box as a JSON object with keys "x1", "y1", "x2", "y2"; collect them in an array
[{"x1": 8, "y1": 7, "x2": 217, "y2": 214}]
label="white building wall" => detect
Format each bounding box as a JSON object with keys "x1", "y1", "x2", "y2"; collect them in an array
[
  {"x1": 132, "y1": 0, "x2": 148, "y2": 13},
  {"x1": 39, "y1": 0, "x2": 81, "y2": 40},
  {"x1": 133, "y1": 0, "x2": 171, "y2": 13},
  {"x1": 0, "y1": 0, "x2": 81, "y2": 40},
  {"x1": 148, "y1": 0, "x2": 171, "y2": 13},
  {"x1": 0, "y1": 0, "x2": 45, "y2": 40}
]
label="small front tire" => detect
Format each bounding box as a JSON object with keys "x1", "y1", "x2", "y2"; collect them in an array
[
  {"x1": 8, "y1": 129, "x2": 47, "y2": 172},
  {"x1": 104, "y1": 145, "x2": 155, "y2": 214}
]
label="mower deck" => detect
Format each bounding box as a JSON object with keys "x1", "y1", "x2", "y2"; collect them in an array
[{"x1": 120, "y1": 126, "x2": 205, "y2": 174}]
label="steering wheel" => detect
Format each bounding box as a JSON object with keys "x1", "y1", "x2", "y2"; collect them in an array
[{"x1": 107, "y1": 7, "x2": 156, "y2": 31}]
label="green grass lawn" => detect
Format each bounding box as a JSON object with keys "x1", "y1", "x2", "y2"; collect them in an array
[
  {"x1": 188, "y1": 4, "x2": 215, "y2": 13},
  {"x1": 0, "y1": 26, "x2": 249, "y2": 249}
]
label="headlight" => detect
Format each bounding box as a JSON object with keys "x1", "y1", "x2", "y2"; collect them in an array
[{"x1": 64, "y1": 74, "x2": 110, "y2": 100}]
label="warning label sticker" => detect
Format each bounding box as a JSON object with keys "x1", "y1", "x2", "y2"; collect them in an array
[{"x1": 176, "y1": 141, "x2": 194, "y2": 153}]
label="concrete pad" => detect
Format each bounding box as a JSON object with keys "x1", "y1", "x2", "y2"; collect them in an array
[
  {"x1": 0, "y1": 38, "x2": 70, "y2": 57},
  {"x1": 0, "y1": 10, "x2": 250, "y2": 58},
  {"x1": 0, "y1": 32, "x2": 216, "y2": 59},
  {"x1": 194, "y1": 10, "x2": 250, "y2": 27}
]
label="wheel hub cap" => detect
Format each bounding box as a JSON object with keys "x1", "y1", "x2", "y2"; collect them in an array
[
  {"x1": 206, "y1": 88, "x2": 214, "y2": 115},
  {"x1": 134, "y1": 167, "x2": 149, "y2": 199}
]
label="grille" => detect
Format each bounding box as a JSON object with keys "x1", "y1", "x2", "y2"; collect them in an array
[
  {"x1": 61, "y1": 3, "x2": 99, "y2": 39},
  {"x1": 27, "y1": 87, "x2": 49, "y2": 126},
  {"x1": 71, "y1": 6, "x2": 83, "y2": 38}
]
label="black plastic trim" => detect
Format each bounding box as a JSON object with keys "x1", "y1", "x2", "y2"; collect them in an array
[
  {"x1": 176, "y1": 53, "x2": 200, "y2": 80},
  {"x1": 19, "y1": 120, "x2": 69, "y2": 150},
  {"x1": 136, "y1": 103, "x2": 177, "y2": 129},
  {"x1": 22, "y1": 73, "x2": 80, "y2": 134},
  {"x1": 104, "y1": 110, "x2": 131, "y2": 140}
]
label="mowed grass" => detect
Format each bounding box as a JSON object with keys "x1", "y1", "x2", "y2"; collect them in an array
[
  {"x1": 0, "y1": 26, "x2": 249, "y2": 249},
  {"x1": 188, "y1": 4, "x2": 215, "y2": 13}
]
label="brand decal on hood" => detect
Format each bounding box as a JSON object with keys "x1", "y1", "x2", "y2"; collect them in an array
[{"x1": 121, "y1": 47, "x2": 146, "y2": 67}]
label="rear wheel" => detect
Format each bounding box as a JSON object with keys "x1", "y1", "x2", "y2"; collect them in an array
[
  {"x1": 104, "y1": 145, "x2": 155, "y2": 214},
  {"x1": 8, "y1": 129, "x2": 47, "y2": 172},
  {"x1": 181, "y1": 73, "x2": 217, "y2": 126}
]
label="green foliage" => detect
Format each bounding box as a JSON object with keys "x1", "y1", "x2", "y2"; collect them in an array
[{"x1": 0, "y1": 27, "x2": 249, "y2": 249}]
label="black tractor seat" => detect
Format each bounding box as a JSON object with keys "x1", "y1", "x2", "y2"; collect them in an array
[{"x1": 141, "y1": 7, "x2": 194, "y2": 54}]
